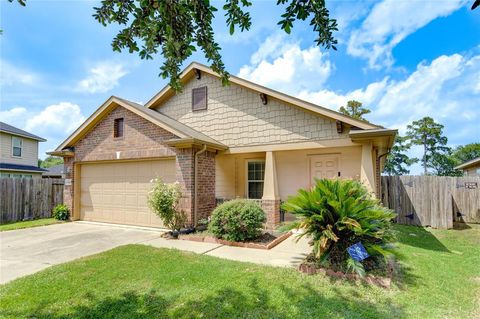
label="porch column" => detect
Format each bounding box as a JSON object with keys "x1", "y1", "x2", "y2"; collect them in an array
[
  {"x1": 360, "y1": 142, "x2": 376, "y2": 196},
  {"x1": 262, "y1": 151, "x2": 281, "y2": 228}
]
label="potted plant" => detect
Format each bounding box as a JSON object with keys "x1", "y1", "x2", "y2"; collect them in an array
[{"x1": 147, "y1": 179, "x2": 186, "y2": 238}]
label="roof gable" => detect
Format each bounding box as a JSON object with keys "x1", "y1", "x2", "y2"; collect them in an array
[
  {"x1": 53, "y1": 96, "x2": 226, "y2": 152},
  {"x1": 145, "y1": 62, "x2": 380, "y2": 130}
]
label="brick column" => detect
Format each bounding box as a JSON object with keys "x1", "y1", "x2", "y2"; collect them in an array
[
  {"x1": 261, "y1": 199, "x2": 281, "y2": 229},
  {"x1": 175, "y1": 148, "x2": 195, "y2": 225},
  {"x1": 196, "y1": 150, "x2": 216, "y2": 222},
  {"x1": 63, "y1": 157, "x2": 75, "y2": 218}
]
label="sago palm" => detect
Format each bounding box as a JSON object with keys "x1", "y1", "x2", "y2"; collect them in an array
[{"x1": 282, "y1": 178, "x2": 396, "y2": 275}]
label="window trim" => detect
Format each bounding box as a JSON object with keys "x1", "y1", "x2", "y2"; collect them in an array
[
  {"x1": 113, "y1": 118, "x2": 124, "y2": 138},
  {"x1": 245, "y1": 159, "x2": 266, "y2": 199},
  {"x1": 192, "y1": 86, "x2": 208, "y2": 111},
  {"x1": 11, "y1": 136, "x2": 23, "y2": 158}
]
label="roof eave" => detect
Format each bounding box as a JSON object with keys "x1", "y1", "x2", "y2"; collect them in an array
[{"x1": 165, "y1": 138, "x2": 228, "y2": 151}]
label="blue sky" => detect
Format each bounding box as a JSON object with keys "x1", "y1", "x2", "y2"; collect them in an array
[{"x1": 1, "y1": 0, "x2": 479, "y2": 174}]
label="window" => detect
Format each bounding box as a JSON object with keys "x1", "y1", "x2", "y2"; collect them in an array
[
  {"x1": 114, "y1": 118, "x2": 124, "y2": 138},
  {"x1": 12, "y1": 136, "x2": 22, "y2": 157},
  {"x1": 247, "y1": 160, "x2": 265, "y2": 199},
  {"x1": 192, "y1": 86, "x2": 207, "y2": 111},
  {"x1": 22, "y1": 174, "x2": 32, "y2": 179}
]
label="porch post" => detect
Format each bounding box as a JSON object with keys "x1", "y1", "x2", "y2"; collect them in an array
[
  {"x1": 262, "y1": 151, "x2": 281, "y2": 228},
  {"x1": 360, "y1": 142, "x2": 376, "y2": 196}
]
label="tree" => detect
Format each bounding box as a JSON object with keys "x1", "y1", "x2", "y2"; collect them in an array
[
  {"x1": 338, "y1": 100, "x2": 370, "y2": 121},
  {"x1": 430, "y1": 150, "x2": 463, "y2": 177},
  {"x1": 450, "y1": 143, "x2": 480, "y2": 164},
  {"x1": 406, "y1": 117, "x2": 449, "y2": 175},
  {"x1": 383, "y1": 135, "x2": 418, "y2": 176},
  {"x1": 8, "y1": 1, "x2": 338, "y2": 91},
  {"x1": 91, "y1": 0, "x2": 338, "y2": 91},
  {"x1": 39, "y1": 156, "x2": 63, "y2": 169}
]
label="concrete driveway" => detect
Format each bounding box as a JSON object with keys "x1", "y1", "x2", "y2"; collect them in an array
[
  {"x1": 1, "y1": 222, "x2": 310, "y2": 284},
  {"x1": 0, "y1": 222, "x2": 162, "y2": 284}
]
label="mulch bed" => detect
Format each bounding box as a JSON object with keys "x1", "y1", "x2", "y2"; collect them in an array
[
  {"x1": 298, "y1": 261, "x2": 393, "y2": 288},
  {"x1": 178, "y1": 231, "x2": 292, "y2": 250}
]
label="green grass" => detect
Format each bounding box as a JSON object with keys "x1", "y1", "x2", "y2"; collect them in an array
[
  {"x1": 0, "y1": 218, "x2": 63, "y2": 231},
  {"x1": 0, "y1": 224, "x2": 479, "y2": 319}
]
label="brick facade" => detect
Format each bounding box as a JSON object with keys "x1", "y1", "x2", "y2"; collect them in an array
[
  {"x1": 261, "y1": 199, "x2": 281, "y2": 229},
  {"x1": 63, "y1": 105, "x2": 217, "y2": 227}
]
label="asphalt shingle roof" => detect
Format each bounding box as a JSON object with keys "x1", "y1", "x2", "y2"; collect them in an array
[{"x1": 0, "y1": 122, "x2": 46, "y2": 141}]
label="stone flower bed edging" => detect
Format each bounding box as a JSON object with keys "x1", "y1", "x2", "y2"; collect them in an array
[
  {"x1": 179, "y1": 231, "x2": 292, "y2": 250},
  {"x1": 298, "y1": 262, "x2": 392, "y2": 288}
]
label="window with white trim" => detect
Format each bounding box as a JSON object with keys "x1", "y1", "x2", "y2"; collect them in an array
[
  {"x1": 12, "y1": 136, "x2": 22, "y2": 157},
  {"x1": 247, "y1": 160, "x2": 265, "y2": 199}
]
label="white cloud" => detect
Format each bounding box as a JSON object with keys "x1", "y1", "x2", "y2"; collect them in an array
[
  {"x1": 0, "y1": 60, "x2": 39, "y2": 86},
  {"x1": 25, "y1": 102, "x2": 85, "y2": 137},
  {"x1": 238, "y1": 34, "x2": 332, "y2": 95},
  {"x1": 1, "y1": 102, "x2": 86, "y2": 158},
  {"x1": 0, "y1": 107, "x2": 28, "y2": 123},
  {"x1": 298, "y1": 53, "x2": 480, "y2": 141},
  {"x1": 347, "y1": 0, "x2": 467, "y2": 68},
  {"x1": 76, "y1": 62, "x2": 128, "y2": 94}
]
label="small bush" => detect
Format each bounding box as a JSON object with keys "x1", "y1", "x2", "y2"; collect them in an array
[
  {"x1": 147, "y1": 179, "x2": 186, "y2": 231},
  {"x1": 282, "y1": 179, "x2": 396, "y2": 276},
  {"x1": 52, "y1": 204, "x2": 70, "y2": 220},
  {"x1": 208, "y1": 199, "x2": 266, "y2": 242}
]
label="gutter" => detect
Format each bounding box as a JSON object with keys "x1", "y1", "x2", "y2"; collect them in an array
[{"x1": 193, "y1": 144, "x2": 207, "y2": 227}]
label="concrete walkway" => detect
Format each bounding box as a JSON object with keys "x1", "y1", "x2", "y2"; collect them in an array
[{"x1": 0, "y1": 222, "x2": 310, "y2": 284}]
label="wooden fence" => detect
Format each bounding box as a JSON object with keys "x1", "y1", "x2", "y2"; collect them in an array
[
  {"x1": 0, "y1": 178, "x2": 64, "y2": 224},
  {"x1": 381, "y1": 176, "x2": 480, "y2": 229}
]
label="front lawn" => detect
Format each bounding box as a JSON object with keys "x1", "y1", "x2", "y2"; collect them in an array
[
  {"x1": 0, "y1": 218, "x2": 63, "y2": 232},
  {"x1": 0, "y1": 224, "x2": 479, "y2": 318}
]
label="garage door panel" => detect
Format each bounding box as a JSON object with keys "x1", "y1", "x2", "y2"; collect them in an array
[{"x1": 80, "y1": 159, "x2": 175, "y2": 228}]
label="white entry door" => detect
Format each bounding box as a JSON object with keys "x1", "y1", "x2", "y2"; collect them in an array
[{"x1": 309, "y1": 155, "x2": 339, "y2": 187}]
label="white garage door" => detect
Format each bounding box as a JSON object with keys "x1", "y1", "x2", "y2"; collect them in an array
[{"x1": 80, "y1": 159, "x2": 176, "y2": 228}]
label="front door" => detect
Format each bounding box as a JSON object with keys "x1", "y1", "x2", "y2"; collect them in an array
[{"x1": 309, "y1": 155, "x2": 339, "y2": 187}]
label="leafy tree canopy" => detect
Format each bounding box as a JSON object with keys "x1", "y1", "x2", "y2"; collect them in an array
[
  {"x1": 383, "y1": 135, "x2": 418, "y2": 176},
  {"x1": 450, "y1": 143, "x2": 480, "y2": 164},
  {"x1": 338, "y1": 100, "x2": 370, "y2": 121},
  {"x1": 406, "y1": 117, "x2": 449, "y2": 175},
  {"x1": 91, "y1": 0, "x2": 337, "y2": 91},
  {"x1": 39, "y1": 156, "x2": 64, "y2": 169}
]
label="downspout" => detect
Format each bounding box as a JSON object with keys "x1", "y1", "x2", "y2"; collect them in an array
[
  {"x1": 193, "y1": 144, "x2": 207, "y2": 227},
  {"x1": 377, "y1": 149, "x2": 390, "y2": 197}
]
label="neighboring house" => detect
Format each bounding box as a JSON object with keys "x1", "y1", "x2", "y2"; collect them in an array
[
  {"x1": 0, "y1": 122, "x2": 47, "y2": 178},
  {"x1": 42, "y1": 164, "x2": 65, "y2": 178},
  {"x1": 454, "y1": 157, "x2": 480, "y2": 176},
  {"x1": 49, "y1": 62, "x2": 396, "y2": 229}
]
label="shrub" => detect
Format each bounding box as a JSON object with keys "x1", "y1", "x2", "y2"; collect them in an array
[
  {"x1": 282, "y1": 179, "x2": 396, "y2": 276},
  {"x1": 52, "y1": 204, "x2": 70, "y2": 220},
  {"x1": 208, "y1": 199, "x2": 266, "y2": 242},
  {"x1": 147, "y1": 179, "x2": 186, "y2": 231}
]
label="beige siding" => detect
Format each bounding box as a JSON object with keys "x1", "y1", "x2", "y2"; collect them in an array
[
  {"x1": 157, "y1": 73, "x2": 348, "y2": 147},
  {"x1": 0, "y1": 132, "x2": 39, "y2": 166},
  {"x1": 215, "y1": 146, "x2": 362, "y2": 200}
]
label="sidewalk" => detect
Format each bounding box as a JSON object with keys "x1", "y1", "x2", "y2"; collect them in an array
[{"x1": 143, "y1": 233, "x2": 310, "y2": 268}]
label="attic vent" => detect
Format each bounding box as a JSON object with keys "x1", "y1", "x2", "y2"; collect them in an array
[
  {"x1": 114, "y1": 118, "x2": 124, "y2": 138},
  {"x1": 192, "y1": 86, "x2": 207, "y2": 111}
]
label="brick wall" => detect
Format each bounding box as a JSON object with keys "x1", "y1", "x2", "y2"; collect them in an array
[
  {"x1": 74, "y1": 106, "x2": 177, "y2": 162},
  {"x1": 261, "y1": 199, "x2": 281, "y2": 229},
  {"x1": 63, "y1": 104, "x2": 218, "y2": 227}
]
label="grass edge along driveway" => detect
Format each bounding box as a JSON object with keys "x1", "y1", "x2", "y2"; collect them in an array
[
  {"x1": 0, "y1": 218, "x2": 63, "y2": 232},
  {"x1": 0, "y1": 224, "x2": 479, "y2": 319}
]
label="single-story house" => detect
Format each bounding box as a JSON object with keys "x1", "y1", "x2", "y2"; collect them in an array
[
  {"x1": 0, "y1": 121, "x2": 47, "y2": 178},
  {"x1": 49, "y1": 62, "x2": 396, "y2": 229},
  {"x1": 454, "y1": 157, "x2": 480, "y2": 177}
]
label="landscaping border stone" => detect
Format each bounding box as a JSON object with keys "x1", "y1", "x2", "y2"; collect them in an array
[{"x1": 179, "y1": 231, "x2": 292, "y2": 250}]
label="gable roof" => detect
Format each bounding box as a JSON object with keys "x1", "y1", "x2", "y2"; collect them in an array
[
  {"x1": 0, "y1": 122, "x2": 46, "y2": 142},
  {"x1": 454, "y1": 157, "x2": 480, "y2": 170},
  {"x1": 52, "y1": 96, "x2": 227, "y2": 152},
  {"x1": 145, "y1": 62, "x2": 380, "y2": 130}
]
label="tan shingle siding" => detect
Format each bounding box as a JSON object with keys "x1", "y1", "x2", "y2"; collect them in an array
[{"x1": 156, "y1": 73, "x2": 348, "y2": 148}]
